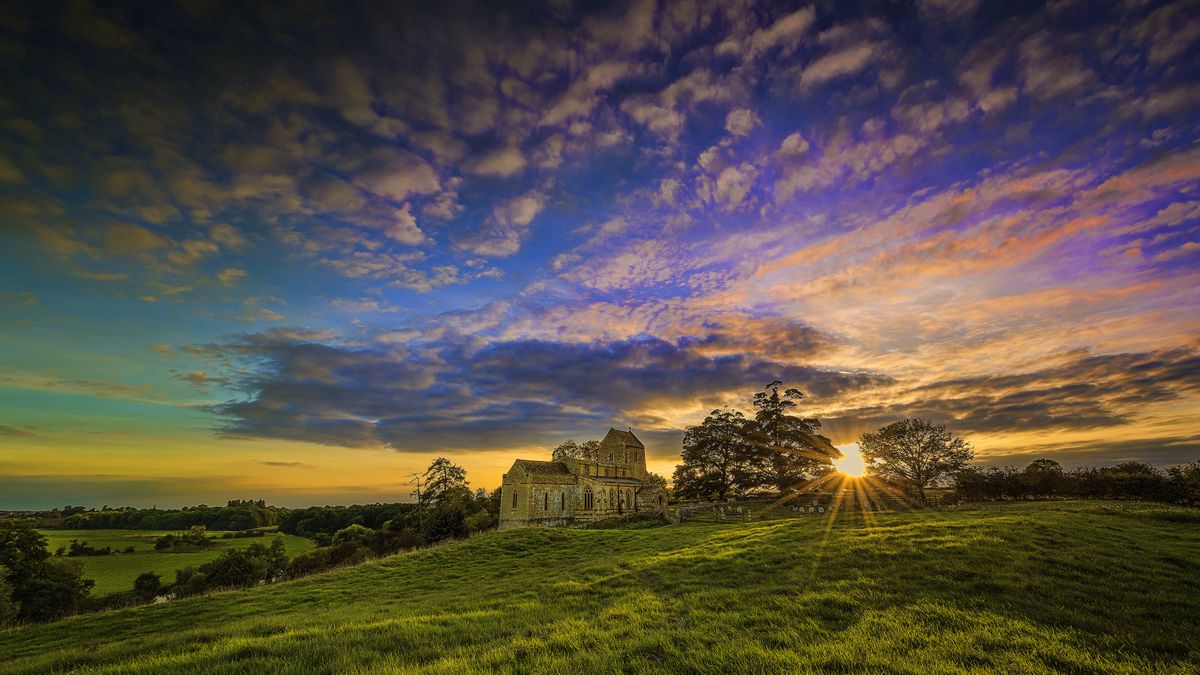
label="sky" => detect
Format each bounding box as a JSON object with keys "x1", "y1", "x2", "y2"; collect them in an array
[{"x1": 1, "y1": 0, "x2": 1198, "y2": 509}]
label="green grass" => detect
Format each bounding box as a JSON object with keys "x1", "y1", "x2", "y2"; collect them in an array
[
  {"x1": 38, "y1": 530, "x2": 314, "y2": 595},
  {"x1": 4, "y1": 501, "x2": 1199, "y2": 673}
]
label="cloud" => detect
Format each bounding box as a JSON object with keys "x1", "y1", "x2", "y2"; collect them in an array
[
  {"x1": 349, "y1": 148, "x2": 440, "y2": 201},
  {"x1": 745, "y1": 7, "x2": 816, "y2": 59},
  {"x1": 103, "y1": 223, "x2": 170, "y2": 256},
  {"x1": 0, "y1": 156, "x2": 28, "y2": 184},
  {"x1": 713, "y1": 163, "x2": 759, "y2": 211},
  {"x1": 799, "y1": 44, "x2": 879, "y2": 89},
  {"x1": 0, "y1": 424, "x2": 38, "y2": 438},
  {"x1": 202, "y1": 329, "x2": 889, "y2": 451},
  {"x1": 820, "y1": 347, "x2": 1200, "y2": 437},
  {"x1": 255, "y1": 460, "x2": 313, "y2": 469},
  {"x1": 777, "y1": 132, "x2": 809, "y2": 157},
  {"x1": 724, "y1": 108, "x2": 761, "y2": 137},
  {"x1": 216, "y1": 267, "x2": 248, "y2": 287},
  {"x1": 457, "y1": 190, "x2": 548, "y2": 257},
  {"x1": 464, "y1": 144, "x2": 527, "y2": 177}
]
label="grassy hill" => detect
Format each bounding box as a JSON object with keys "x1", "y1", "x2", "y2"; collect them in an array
[
  {"x1": 3, "y1": 501, "x2": 1198, "y2": 673},
  {"x1": 38, "y1": 530, "x2": 315, "y2": 594}
]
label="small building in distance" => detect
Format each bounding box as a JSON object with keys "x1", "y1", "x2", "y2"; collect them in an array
[{"x1": 499, "y1": 427, "x2": 668, "y2": 528}]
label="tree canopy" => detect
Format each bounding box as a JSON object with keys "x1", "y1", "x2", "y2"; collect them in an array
[
  {"x1": 672, "y1": 381, "x2": 836, "y2": 500},
  {"x1": 859, "y1": 418, "x2": 973, "y2": 503}
]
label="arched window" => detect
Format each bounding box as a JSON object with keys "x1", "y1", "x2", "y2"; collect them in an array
[
  {"x1": 627, "y1": 490, "x2": 633, "y2": 509},
  {"x1": 560, "y1": 492, "x2": 565, "y2": 510},
  {"x1": 583, "y1": 487, "x2": 594, "y2": 509},
  {"x1": 511, "y1": 488, "x2": 518, "y2": 508},
  {"x1": 609, "y1": 488, "x2": 616, "y2": 509},
  {"x1": 544, "y1": 492, "x2": 548, "y2": 510}
]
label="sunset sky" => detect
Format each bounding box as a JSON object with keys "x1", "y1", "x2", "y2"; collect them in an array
[{"x1": 1, "y1": 0, "x2": 1198, "y2": 508}]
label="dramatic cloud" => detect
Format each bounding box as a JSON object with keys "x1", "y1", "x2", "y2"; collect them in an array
[{"x1": 205, "y1": 327, "x2": 887, "y2": 451}]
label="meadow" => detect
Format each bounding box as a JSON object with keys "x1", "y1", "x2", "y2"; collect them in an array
[
  {"x1": 38, "y1": 530, "x2": 314, "y2": 595},
  {"x1": 3, "y1": 501, "x2": 1199, "y2": 673}
]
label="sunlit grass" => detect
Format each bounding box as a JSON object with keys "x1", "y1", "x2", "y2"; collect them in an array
[{"x1": 2, "y1": 501, "x2": 1198, "y2": 673}]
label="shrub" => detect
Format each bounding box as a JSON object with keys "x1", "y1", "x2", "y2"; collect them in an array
[
  {"x1": 133, "y1": 572, "x2": 162, "y2": 600},
  {"x1": 332, "y1": 524, "x2": 373, "y2": 546}
]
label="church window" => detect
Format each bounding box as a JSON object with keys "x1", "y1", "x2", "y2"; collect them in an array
[
  {"x1": 544, "y1": 492, "x2": 548, "y2": 510},
  {"x1": 604, "y1": 467, "x2": 609, "y2": 477},
  {"x1": 560, "y1": 492, "x2": 565, "y2": 510},
  {"x1": 511, "y1": 489, "x2": 517, "y2": 508},
  {"x1": 584, "y1": 487, "x2": 593, "y2": 509},
  {"x1": 609, "y1": 488, "x2": 616, "y2": 507}
]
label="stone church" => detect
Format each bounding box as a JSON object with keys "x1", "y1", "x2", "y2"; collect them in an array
[{"x1": 499, "y1": 428, "x2": 669, "y2": 528}]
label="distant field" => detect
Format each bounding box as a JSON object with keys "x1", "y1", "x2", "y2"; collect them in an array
[
  {"x1": 4, "y1": 501, "x2": 1199, "y2": 673},
  {"x1": 38, "y1": 529, "x2": 315, "y2": 594}
]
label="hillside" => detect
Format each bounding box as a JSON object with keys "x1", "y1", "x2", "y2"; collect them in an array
[{"x1": 2, "y1": 501, "x2": 1198, "y2": 673}]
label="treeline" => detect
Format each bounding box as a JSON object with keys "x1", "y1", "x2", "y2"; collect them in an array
[
  {"x1": 673, "y1": 381, "x2": 838, "y2": 500},
  {"x1": 280, "y1": 458, "x2": 500, "y2": 545},
  {"x1": 954, "y1": 459, "x2": 1200, "y2": 505},
  {"x1": 55, "y1": 500, "x2": 284, "y2": 531},
  {"x1": 0, "y1": 457, "x2": 502, "y2": 626}
]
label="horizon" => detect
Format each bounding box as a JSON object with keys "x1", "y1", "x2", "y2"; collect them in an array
[{"x1": 2, "y1": 0, "x2": 1199, "y2": 508}]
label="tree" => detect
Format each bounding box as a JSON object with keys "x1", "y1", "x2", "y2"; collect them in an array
[
  {"x1": 133, "y1": 572, "x2": 162, "y2": 600},
  {"x1": 860, "y1": 418, "x2": 973, "y2": 503},
  {"x1": 421, "y1": 457, "x2": 469, "y2": 507},
  {"x1": 745, "y1": 381, "x2": 837, "y2": 493},
  {"x1": 551, "y1": 439, "x2": 582, "y2": 461},
  {"x1": 673, "y1": 408, "x2": 753, "y2": 500},
  {"x1": 1021, "y1": 458, "x2": 1065, "y2": 498},
  {"x1": 551, "y1": 439, "x2": 600, "y2": 461},
  {"x1": 0, "y1": 521, "x2": 93, "y2": 622},
  {"x1": 16, "y1": 557, "x2": 93, "y2": 622}
]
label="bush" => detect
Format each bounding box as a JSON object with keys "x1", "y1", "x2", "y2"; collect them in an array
[
  {"x1": 332, "y1": 524, "x2": 373, "y2": 546},
  {"x1": 67, "y1": 539, "x2": 114, "y2": 556},
  {"x1": 133, "y1": 572, "x2": 162, "y2": 600},
  {"x1": 173, "y1": 567, "x2": 208, "y2": 597},
  {"x1": 285, "y1": 542, "x2": 369, "y2": 579}
]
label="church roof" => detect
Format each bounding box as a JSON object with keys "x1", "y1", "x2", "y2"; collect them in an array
[
  {"x1": 512, "y1": 459, "x2": 571, "y2": 475},
  {"x1": 606, "y1": 427, "x2": 644, "y2": 448}
]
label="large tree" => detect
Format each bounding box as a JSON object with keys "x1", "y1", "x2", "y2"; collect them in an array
[
  {"x1": 551, "y1": 439, "x2": 600, "y2": 461},
  {"x1": 673, "y1": 408, "x2": 754, "y2": 500},
  {"x1": 859, "y1": 418, "x2": 973, "y2": 503},
  {"x1": 421, "y1": 457, "x2": 469, "y2": 507},
  {"x1": 0, "y1": 521, "x2": 93, "y2": 622},
  {"x1": 745, "y1": 381, "x2": 837, "y2": 493}
]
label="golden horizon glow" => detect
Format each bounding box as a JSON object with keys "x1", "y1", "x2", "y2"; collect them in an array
[{"x1": 833, "y1": 443, "x2": 867, "y2": 478}]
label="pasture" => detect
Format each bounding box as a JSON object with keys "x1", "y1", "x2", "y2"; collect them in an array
[
  {"x1": 38, "y1": 530, "x2": 315, "y2": 595},
  {"x1": 3, "y1": 501, "x2": 1198, "y2": 673}
]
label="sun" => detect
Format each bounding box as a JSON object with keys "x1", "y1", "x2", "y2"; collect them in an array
[{"x1": 833, "y1": 444, "x2": 867, "y2": 478}]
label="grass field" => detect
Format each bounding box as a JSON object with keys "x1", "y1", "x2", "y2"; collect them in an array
[
  {"x1": 4, "y1": 501, "x2": 1199, "y2": 673},
  {"x1": 38, "y1": 530, "x2": 315, "y2": 595}
]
